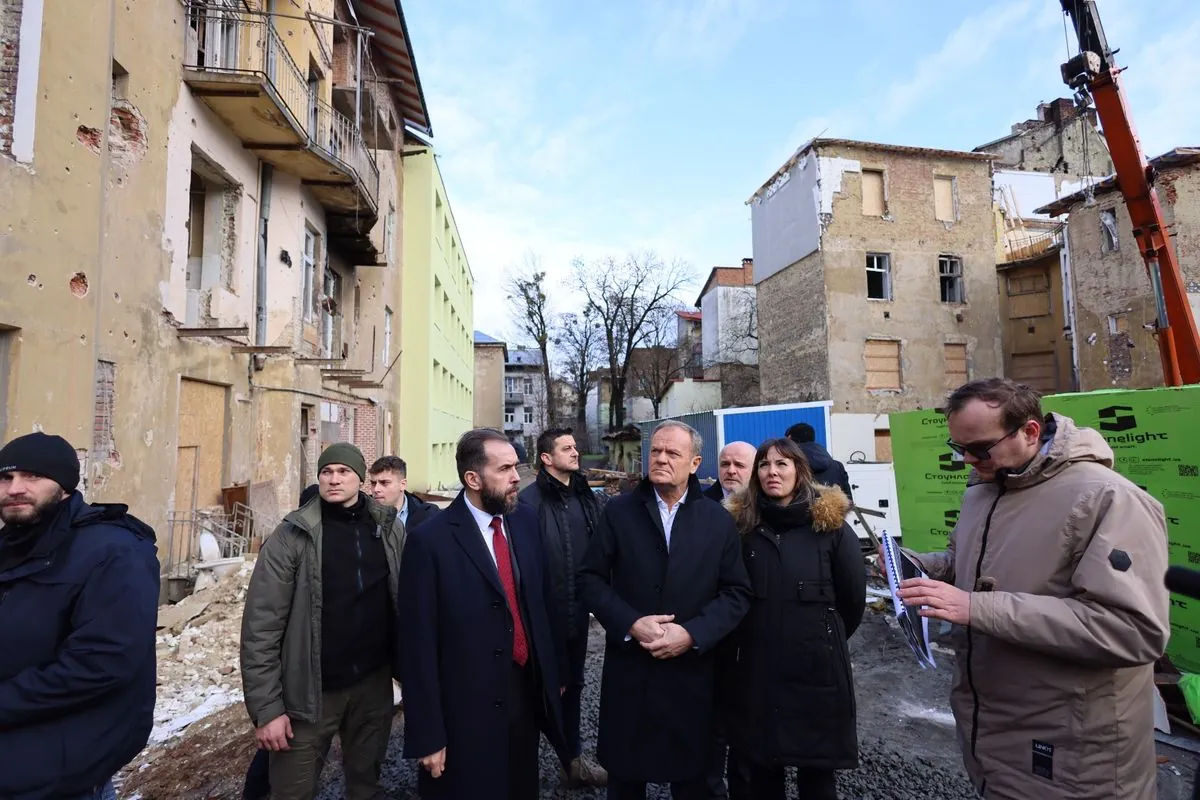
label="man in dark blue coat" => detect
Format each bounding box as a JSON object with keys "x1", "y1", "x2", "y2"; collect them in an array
[
  {"x1": 784, "y1": 422, "x2": 853, "y2": 502},
  {"x1": 398, "y1": 428, "x2": 569, "y2": 799},
  {"x1": 579, "y1": 421, "x2": 751, "y2": 800},
  {"x1": 0, "y1": 432, "x2": 160, "y2": 800}
]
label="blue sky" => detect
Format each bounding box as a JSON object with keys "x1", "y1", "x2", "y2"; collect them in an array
[{"x1": 404, "y1": 0, "x2": 1200, "y2": 341}]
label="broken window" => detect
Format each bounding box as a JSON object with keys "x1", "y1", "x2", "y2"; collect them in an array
[
  {"x1": 321, "y1": 268, "x2": 342, "y2": 358},
  {"x1": 943, "y1": 343, "x2": 968, "y2": 391},
  {"x1": 1100, "y1": 209, "x2": 1120, "y2": 252},
  {"x1": 866, "y1": 253, "x2": 892, "y2": 300},
  {"x1": 865, "y1": 339, "x2": 902, "y2": 391},
  {"x1": 862, "y1": 169, "x2": 886, "y2": 216},
  {"x1": 383, "y1": 307, "x2": 393, "y2": 364},
  {"x1": 934, "y1": 176, "x2": 957, "y2": 222},
  {"x1": 939, "y1": 255, "x2": 966, "y2": 304},
  {"x1": 1108, "y1": 313, "x2": 1129, "y2": 335},
  {"x1": 302, "y1": 226, "x2": 318, "y2": 324},
  {"x1": 384, "y1": 203, "x2": 396, "y2": 264}
]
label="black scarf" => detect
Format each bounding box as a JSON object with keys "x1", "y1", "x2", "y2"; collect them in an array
[{"x1": 758, "y1": 492, "x2": 814, "y2": 532}]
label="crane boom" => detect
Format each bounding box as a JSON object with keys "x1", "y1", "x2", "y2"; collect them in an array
[{"x1": 1060, "y1": 0, "x2": 1200, "y2": 385}]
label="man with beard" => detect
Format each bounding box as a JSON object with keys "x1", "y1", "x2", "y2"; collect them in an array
[
  {"x1": 241, "y1": 443, "x2": 405, "y2": 800},
  {"x1": 368, "y1": 456, "x2": 440, "y2": 532},
  {"x1": 518, "y1": 428, "x2": 607, "y2": 788},
  {"x1": 398, "y1": 428, "x2": 569, "y2": 799},
  {"x1": 579, "y1": 421, "x2": 751, "y2": 799},
  {"x1": 0, "y1": 432, "x2": 159, "y2": 800}
]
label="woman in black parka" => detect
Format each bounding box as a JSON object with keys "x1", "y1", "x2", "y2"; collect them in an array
[{"x1": 722, "y1": 437, "x2": 866, "y2": 800}]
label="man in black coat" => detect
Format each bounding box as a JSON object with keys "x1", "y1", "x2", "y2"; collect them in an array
[
  {"x1": 368, "y1": 455, "x2": 441, "y2": 531},
  {"x1": 784, "y1": 423, "x2": 853, "y2": 502},
  {"x1": 519, "y1": 427, "x2": 607, "y2": 788},
  {"x1": 579, "y1": 421, "x2": 752, "y2": 800},
  {"x1": 0, "y1": 433, "x2": 160, "y2": 800},
  {"x1": 398, "y1": 428, "x2": 569, "y2": 799},
  {"x1": 702, "y1": 441, "x2": 756, "y2": 503}
]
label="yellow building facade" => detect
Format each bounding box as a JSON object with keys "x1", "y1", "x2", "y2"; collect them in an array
[
  {"x1": 0, "y1": 0, "x2": 434, "y2": 577},
  {"x1": 399, "y1": 148, "x2": 475, "y2": 491}
]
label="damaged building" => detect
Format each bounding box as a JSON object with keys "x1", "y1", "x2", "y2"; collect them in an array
[
  {"x1": 0, "y1": 0, "x2": 471, "y2": 579},
  {"x1": 1036, "y1": 147, "x2": 1200, "y2": 390},
  {"x1": 749, "y1": 139, "x2": 1004, "y2": 436},
  {"x1": 984, "y1": 100, "x2": 1114, "y2": 394}
]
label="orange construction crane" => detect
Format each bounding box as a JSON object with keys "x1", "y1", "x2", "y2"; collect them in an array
[{"x1": 1060, "y1": 0, "x2": 1200, "y2": 386}]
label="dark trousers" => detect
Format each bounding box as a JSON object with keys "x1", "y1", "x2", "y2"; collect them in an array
[
  {"x1": 608, "y1": 779, "x2": 708, "y2": 800},
  {"x1": 733, "y1": 755, "x2": 836, "y2": 800},
  {"x1": 508, "y1": 662, "x2": 541, "y2": 800},
  {"x1": 562, "y1": 631, "x2": 589, "y2": 758},
  {"x1": 243, "y1": 748, "x2": 271, "y2": 799},
  {"x1": 706, "y1": 725, "x2": 728, "y2": 798},
  {"x1": 268, "y1": 668, "x2": 394, "y2": 800}
]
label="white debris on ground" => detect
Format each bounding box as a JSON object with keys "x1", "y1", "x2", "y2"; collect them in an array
[{"x1": 151, "y1": 559, "x2": 255, "y2": 744}]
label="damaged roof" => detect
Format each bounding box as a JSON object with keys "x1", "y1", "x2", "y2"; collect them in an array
[
  {"x1": 749, "y1": 138, "x2": 995, "y2": 204},
  {"x1": 1034, "y1": 147, "x2": 1200, "y2": 216},
  {"x1": 353, "y1": 0, "x2": 433, "y2": 136}
]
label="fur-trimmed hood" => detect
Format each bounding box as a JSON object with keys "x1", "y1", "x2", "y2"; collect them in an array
[{"x1": 724, "y1": 483, "x2": 850, "y2": 534}]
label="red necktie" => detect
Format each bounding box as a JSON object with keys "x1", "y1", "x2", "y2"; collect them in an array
[{"x1": 490, "y1": 516, "x2": 528, "y2": 666}]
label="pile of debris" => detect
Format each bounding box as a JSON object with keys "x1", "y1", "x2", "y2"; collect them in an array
[
  {"x1": 585, "y1": 468, "x2": 641, "y2": 496},
  {"x1": 150, "y1": 559, "x2": 254, "y2": 744}
]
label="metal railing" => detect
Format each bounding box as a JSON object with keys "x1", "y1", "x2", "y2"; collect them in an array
[
  {"x1": 161, "y1": 502, "x2": 275, "y2": 579},
  {"x1": 1003, "y1": 225, "x2": 1065, "y2": 263},
  {"x1": 505, "y1": 392, "x2": 525, "y2": 405},
  {"x1": 182, "y1": 3, "x2": 378, "y2": 206}
]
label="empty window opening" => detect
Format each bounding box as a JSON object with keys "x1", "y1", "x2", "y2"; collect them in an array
[
  {"x1": 934, "y1": 176, "x2": 957, "y2": 222},
  {"x1": 186, "y1": 155, "x2": 241, "y2": 325},
  {"x1": 1100, "y1": 209, "x2": 1120, "y2": 253},
  {"x1": 862, "y1": 169, "x2": 886, "y2": 216},
  {"x1": 1107, "y1": 313, "x2": 1129, "y2": 335},
  {"x1": 0, "y1": 326, "x2": 18, "y2": 437},
  {"x1": 943, "y1": 343, "x2": 968, "y2": 391},
  {"x1": 866, "y1": 253, "x2": 892, "y2": 301},
  {"x1": 865, "y1": 339, "x2": 902, "y2": 391},
  {"x1": 939, "y1": 255, "x2": 966, "y2": 304},
  {"x1": 112, "y1": 60, "x2": 130, "y2": 100}
]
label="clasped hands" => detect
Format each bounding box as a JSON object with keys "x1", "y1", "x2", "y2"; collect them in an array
[{"x1": 630, "y1": 613, "x2": 693, "y2": 659}]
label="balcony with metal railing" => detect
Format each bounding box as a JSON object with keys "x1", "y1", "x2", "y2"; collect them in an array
[
  {"x1": 181, "y1": 3, "x2": 380, "y2": 227},
  {"x1": 1002, "y1": 224, "x2": 1065, "y2": 263}
]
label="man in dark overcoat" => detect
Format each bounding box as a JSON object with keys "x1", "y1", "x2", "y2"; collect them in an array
[
  {"x1": 579, "y1": 420, "x2": 752, "y2": 800},
  {"x1": 398, "y1": 428, "x2": 569, "y2": 799}
]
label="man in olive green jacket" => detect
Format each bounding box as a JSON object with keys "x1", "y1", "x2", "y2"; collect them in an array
[
  {"x1": 240, "y1": 443, "x2": 406, "y2": 800},
  {"x1": 897, "y1": 379, "x2": 1169, "y2": 800}
]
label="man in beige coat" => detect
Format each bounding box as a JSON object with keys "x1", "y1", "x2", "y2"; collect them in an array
[{"x1": 897, "y1": 378, "x2": 1169, "y2": 800}]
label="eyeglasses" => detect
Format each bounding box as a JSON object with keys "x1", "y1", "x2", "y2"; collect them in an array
[{"x1": 946, "y1": 427, "x2": 1021, "y2": 461}]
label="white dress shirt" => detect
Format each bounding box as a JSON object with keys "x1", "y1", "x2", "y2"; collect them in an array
[
  {"x1": 464, "y1": 494, "x2": 503, "y2": 567},
  {"x1": 654, "y1": 488, "x2": 686, "y2": 550}
]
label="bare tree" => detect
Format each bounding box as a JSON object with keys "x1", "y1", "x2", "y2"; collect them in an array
[
  {"x1": 506, "y1": 255, "x2": 556, "y2": 427},
  {"x1": 717, "y1": 289, "x2": 758, "y2": 363},
  {"x1": 574, "y1": 252, "x2": 692, "y2": 430},
  {"x1": 628, "y1": 303, "x2": 695, "y2": 418},
  {"x1": 556, "y1": 307, "x2": 603, "y2": 442}
]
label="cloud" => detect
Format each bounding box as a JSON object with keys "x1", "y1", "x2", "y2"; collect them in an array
[{"x1": 645, "y1": 0, "x2": 779, "y2": 64}]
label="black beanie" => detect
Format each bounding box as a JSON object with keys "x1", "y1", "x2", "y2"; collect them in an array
[{"x1": 0, "y1": 432, "x2": 80, "y2": 493}]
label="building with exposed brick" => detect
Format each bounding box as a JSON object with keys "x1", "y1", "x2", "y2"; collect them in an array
[
  {"x1": 749, "y1": 139, "x2": 1004, "y2": 426},
  {"x1": 1036, "y1": 148, "x2": 1200, "y2": 390},
  {"x1": 0, "y1": 0, "x2": 440, "y2": 574},
  {"x1": 974, "y1": 98, "x2": 1113, "y2": 177}
]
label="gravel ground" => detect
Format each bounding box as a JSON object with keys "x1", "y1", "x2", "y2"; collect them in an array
[{"x1": 315, "y1": 611, "x2": 988, "y2": 799}]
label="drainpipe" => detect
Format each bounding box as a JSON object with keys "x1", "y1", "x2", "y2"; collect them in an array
[
  {"x1": 1060, "y1": 225, "x2": 1081, "y2": 391},
  {"x1": 354, "y1": 30, "x2": 363, "y2": 133},
  {"x1": 255, "y1": 164, "x2": 273, "y2": 348}
]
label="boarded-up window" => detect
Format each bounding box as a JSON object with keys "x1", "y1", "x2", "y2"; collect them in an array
[
  {"x1": 944, "y1": 343, "x2": 968, "y2": 390},
  {"x1": 934, "y1": 176, "x2": 956, "y2": 222},
  {"x1": 865, "y1": 339, "x2": 901, "y2": 390},
  {"x1": 862, "y1": 169, "x2": 886, "y2": 216},
  {"x1": 1006, "y1": 267, "x2": 1051, "y2": 318},
  {"x1": 874, "y1": 430, "x2": 893, "y2": 462},
  {"x1": 1009, "y1": 351, "x2": 1057, "y2": 393}
]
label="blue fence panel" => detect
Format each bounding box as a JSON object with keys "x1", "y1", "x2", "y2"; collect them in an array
[
  {"x1": 720, "y1": 405, "x2": 828, "y2": 451},
  {"x1": 636, "y1": 411, "x2": 718, "y2": 480}
]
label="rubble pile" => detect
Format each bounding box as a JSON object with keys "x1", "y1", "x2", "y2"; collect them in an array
[{"x1": 151, "y1": 559, "x2": 254, "y2": 744}]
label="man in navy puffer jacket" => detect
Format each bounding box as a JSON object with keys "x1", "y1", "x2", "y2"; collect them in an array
[{"x1": 0, "y1": 432, "x2": 159, "y2": 800}]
